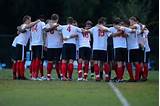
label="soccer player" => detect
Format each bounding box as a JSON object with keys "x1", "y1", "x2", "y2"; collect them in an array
[
  {"x1": 142, "y1": 27, "x2": 150, "y2": 81},
  {"x1": 43, "y1": 14, "x2": 63, "y2": 80},
  {"x1": 16, "y1": 15, "x2": 40, "y2": 80},
  {"x1": 99, "y1": 18, "x2": 128, "y2": 82},
  {"x1": 57, "y1": 17, "x2": 83, "y2": 81},
  {"x1": 126, "y1": 16, "x2": 142, "y2": 81},
  {"x1": 30, "y1": 16, "x2": 45, "y2": 80},
  {"x1": 88, "y1": 17, "x2": 111, "y2": 81},
  {"x1": 77, "y1": 20, "x2": 93, "y2": 81}
]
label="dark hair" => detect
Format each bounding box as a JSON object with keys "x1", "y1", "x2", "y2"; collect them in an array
[
  {"x1": 113, "y1": 18, "x2": 122, "y2": 25},
  {"x1": 22, "y1": 15, "x2": 31, "y2": 23},
  {"x1": 98, "y1": 17, "x2": 106, "y2": 24},
  {"x1": 39, "y1": 14, "x2": 46, "y2": 21},
  {"x1": 67, "y1": 17, "x2": 74, "y2": 24},
  {"x1": 51, "y1": 14, "x2": 59, "y2": 20},
  {"x1": 134, "y1": 16, "x2": 141, "y2": 22},
  {"x1": 129, "y1": 16, "x2": 137, "y2": 22},
  {"x1": 85, "y1": 20, "x2": 93, "y2": 26}
]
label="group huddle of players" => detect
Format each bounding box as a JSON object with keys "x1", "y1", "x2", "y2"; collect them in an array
[{"x1": 11, "y1": 13, "x2": 150, "y2": 82}]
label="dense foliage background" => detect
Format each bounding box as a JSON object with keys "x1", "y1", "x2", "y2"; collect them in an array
[{"x1": 0, "y1": 0, "x2": 158, "y2": 69}]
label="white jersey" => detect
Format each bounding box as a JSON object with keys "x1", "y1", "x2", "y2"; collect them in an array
[
  {"x1": 44, "y1": 24, "x2": 63, "y2": 48},
  {"x1": 30, "y1": 21, "x2": 45, "y2": 46},
  {"x1": 143, "y1": 29, "x2": 150, "y2": 52},
  {"x1": 16, "y1": 24, "x2": 30, "y2": 46},
  {"x1": 12, "y1": 36, "x2": 18, "y2": 47},
  {"x1": 109, "y1": 27, "x2": 127, "y2": 49},
  {"x1": 126, "y1": 24, "x2": 141, "y2": 50},
  {"x1": 78, "y1": 32, "x2": 91, "y2": 48},
  {"x1": 89, "y1": 25, "x2": 111, "y2": 51},
  {"x1": 57, "y1": 24, "x2": 82, "y2": 44}
]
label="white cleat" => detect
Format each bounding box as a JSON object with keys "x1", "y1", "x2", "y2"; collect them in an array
[
  {"x1": 36, "y1": 77, "x2": 43, "y2": 81},
  {"x1": 30, "y1": 77, "x2": 37, "y2": 81},
  {"x1": 41, "y1": 76, "x2": 47, "y2": 80},
  {"x1": 78, "y1": 78, "x2": 83, "y2": 81}
]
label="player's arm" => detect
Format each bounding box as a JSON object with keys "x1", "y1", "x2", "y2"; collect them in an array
[
  {"x1": 63, "y1": 33, "x2": 78, "y2": 41},
  {"x1": 26, "y1": 20, "x2": 41, "y2": 28},
  {"x1": 97, "y1": 25, "x2": 110, "y2": 32},
  {"x1": 43, "y1": 23, "x2": 59, "y2": 32},
  {"x1": 17, "y1": 19, "x2": 40, "y2": 33}
]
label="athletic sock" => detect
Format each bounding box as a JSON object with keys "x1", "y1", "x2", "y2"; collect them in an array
[
  {"x1": 116, "y1": 66, "x2": 123, "y2": 80},
  {"x1": 84, "y1": 63, "x2": 89, "y2": 79},
  {"x1": 35, "y1": 58, "x2": 41, "y2": 78},
  {"x1": 19, "y1": 61, "x2": 25, "y2": 79},
  {"x1": 94, "y1": 64, "x2": 100, "y2": 80},
  {"x1": 47, "y1": 63, "x2": 53, "y2": 78},
  {"x1": 16, "y1": 61, "x2": 21, "y2": 79},
  {"x1": 104, "y1": 63, "x2": 110, "y2": 81},
  {"x1": 135, "y1": 63, "x2": 141, "y2": 81},
  {"x1": 127, "y1": 63, "x2": 134, "y2": 80},
  {"x1": 143, "y1": 64, "x2": 148, "y2": 80},
  {"x1": 61, "y1": 63, "x2": 67, "y2": 79},
  {"x1": 55, "y1": 63, "x2": 61, "y2": 79},
  {"x1": 68, "y1": 63, "x2": 73, "y2": 79},
  {"x1": 78, "y1": 63, "x2": 82, "y2": 79}
]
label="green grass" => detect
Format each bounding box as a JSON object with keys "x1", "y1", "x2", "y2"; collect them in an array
[{"x1": 0, "y1": 69, "x2": 158, "y2": 106}]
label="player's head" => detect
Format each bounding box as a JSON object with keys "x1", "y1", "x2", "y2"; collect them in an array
[
  {"x1": 113, "y1": 18, "x2": 122, "y2": 25},
  {"x1": 51, "y1": 14, "x2": 59, "y2": 23},
  {"x1": 129, "y1": 16, "x2": 138, "y2": 26},
  {"x1": 73, "y1": 20, "x2": 78, "y2": 26},
  {"x1": 85, "y1": 20, "x2": 93, "y2": 29},
  {"x1": 123, "y1": 19, "x2": 130, "y2": 27},
  {"x1": 98, "y1": 17, "x2": 106, "y2": 25},
  {"x1": 67, "y1": 17, "x2": 74, "y2": 24},
  {"x1": 23, "y1": 15, "x2": 31, "y2": 24},
  {"x1": 134, "y1": 16, "x2": 141, "y2": 23},
  {"x1": 39, "y1": 14, "x2": 46, "y2": 22}
]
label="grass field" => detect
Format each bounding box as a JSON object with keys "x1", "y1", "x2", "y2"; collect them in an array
[{"x1": 0, "y1": 69, "x2": 158, "y2": 106}]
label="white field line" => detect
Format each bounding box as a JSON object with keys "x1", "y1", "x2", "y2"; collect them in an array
[{"x1": 108, "y1": 82, "x2": 130, "y2": 106}]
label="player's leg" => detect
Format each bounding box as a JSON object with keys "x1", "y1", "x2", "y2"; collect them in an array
[
  {"x1": 83, "y1": 47, "x2": 91, "y2": 81},
  {"x1": 55, "y1": 48, "x2": 62, "y2": 80},
  {"x1": 46, "y1": 48, "x2": 54, "y2": 80},
  {"x1": 142, "y1": 51, "x2": 149, "y2": 81},
  {"x1": 16, "y1": 44, "x2": 26, "y2": 80},
  {"x1": 11, "y1": 46, "x2": 17, "y2": 80},
  {"x1": 93, "y1": 50, "x2": 100, "y2": 81},
  {"x1": 67, "y1": 44, "x2": 76, "y2": 80},
  {"x1": 126, "y1": 50, "x2": 134, "y2": 81},
  {"x1": 61, "y1": 44, "x2": 68, "y2": 80}
]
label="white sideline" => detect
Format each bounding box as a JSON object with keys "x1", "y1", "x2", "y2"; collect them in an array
[{"x1": 108, "y1": 82, "x2": 130, "y2": 106}]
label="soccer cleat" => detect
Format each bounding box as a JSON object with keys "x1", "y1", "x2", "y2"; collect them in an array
[
  {"x1": 83, "y1": 78, "x2": 88, "y2": 81},
  {"x1": 36, "y1": 77, "x2": 43, "y2": 81},
  {"x1": 115, "y1": 79, "x2": 124, "y2": 83},
  {"x1": 41, "y1": 76, "x2": 47, "y2": 80},
  {"x1": 30, "y1": 77, "x2": 37, "y2": 81},
  {"x1": 62, "y1": 77, "x2": 67, "y2": 81},
  {"x1": 47, "y1": 77, "x2": 51, "y2": 81},
  {"x1": 78, "y1": 78, "x2": 83, "y2": 81},
  {"x1": 95, "y1": 77, "x2": 101, "y2": 81}
]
